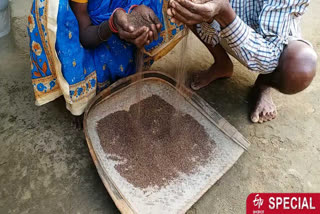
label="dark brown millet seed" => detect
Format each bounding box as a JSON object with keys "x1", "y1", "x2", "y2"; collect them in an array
[{"x1": 97, "y1": 95, "x2": 215, "y2": 189}]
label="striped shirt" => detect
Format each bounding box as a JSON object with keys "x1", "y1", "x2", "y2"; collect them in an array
[{"x1": 197, "y1": 0, "x2": 310, "y2": 73}]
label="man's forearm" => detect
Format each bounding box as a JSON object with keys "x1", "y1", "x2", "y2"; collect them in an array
[
  {"x1": 214, "y1": 2, "x2": 236, "y2": 28},
  {"x1": 219, "y1": 16, "x2": 283, "y2": 73}
]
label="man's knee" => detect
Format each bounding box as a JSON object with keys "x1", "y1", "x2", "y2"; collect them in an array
[{"x1": 277, "y1": 41, "x2": 317, "y2": 94}]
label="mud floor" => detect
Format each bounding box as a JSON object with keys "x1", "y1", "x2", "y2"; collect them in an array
[{"x1": 0, "y1": 0, "x2": 320, "y2": 213}]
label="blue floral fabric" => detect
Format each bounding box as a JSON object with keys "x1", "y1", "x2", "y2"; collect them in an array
[{"x1": 28, "y1": 0, "x2": 184, "y2": 114}]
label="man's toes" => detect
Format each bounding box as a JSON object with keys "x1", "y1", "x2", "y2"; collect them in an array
[
  {"x1": 270, "y1": 110, "x2": 277, "y2": 119},
  {"x1": 258, "y1": 111, "x2": 271, "y2": 123},
  {"x1": 259, "y1": 111, "x2": 277, "y2": 123},
  {"x1": 265, "y1": 112, "x2": 273, "y2": 121},
  {"x1": 190, "y1": 82, "x2": 201, "y2": 91},
  {"x1": 258, "y1": 116, "x2": 264, "y2": 123},
  {"x1": 190, "y1": 74, "x2": 200, "y2": 90},
  {"x1": 266, "y1": 110, "x2": 277, "y2": 121},
  {"x1": 191, "y1": 73, "x2": 210, "y2": 91},
  {"x1": 251, "y1": 110, "x2": 260, "y2": 123},
  {"x1": 269, "y1": 112, "x2": 276, "y2": 121},
  {"x1": 263, "y1": 110, "x2": 271, "y2": 122}
]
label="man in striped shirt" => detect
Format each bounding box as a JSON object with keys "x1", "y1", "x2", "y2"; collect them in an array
[{"x1": 168, "y1": 0, "x2": 317, "y2": 123}]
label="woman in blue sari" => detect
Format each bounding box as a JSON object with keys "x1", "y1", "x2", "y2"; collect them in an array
[{"x1": 28, "y1": 0, "x2": 184, "y2": 115}]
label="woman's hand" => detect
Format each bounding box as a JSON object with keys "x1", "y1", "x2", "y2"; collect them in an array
[
  {"x1": 114, "y1": 9, "x2": 150, "y2": 48},
  {"x1": 167, "y1": 0, "x2": 235, "y2": 27},
  {"x1": 130, "y1": 5, "x2": 162, "y2": 42}
]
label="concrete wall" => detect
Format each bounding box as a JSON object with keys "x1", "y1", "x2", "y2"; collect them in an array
[{"x1": 10, "y1": 0, "x2": 33, "y2": 52}]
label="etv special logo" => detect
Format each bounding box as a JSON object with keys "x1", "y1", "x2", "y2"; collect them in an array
[
  {"x1": 247, "y1": 193, "x2": 320, "y2": 214},
  {"x1": 253, "y1": 194, "x2": 264, "y2": 209}
]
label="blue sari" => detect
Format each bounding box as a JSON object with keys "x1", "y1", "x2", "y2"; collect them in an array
[{"x1": 28, "y1": 0, "x2": 184, "y2": 115}]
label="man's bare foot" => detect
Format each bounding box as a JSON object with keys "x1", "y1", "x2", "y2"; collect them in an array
[
  {"x1": 190, "y1": 58, "x2": 233, "y2": 91},
  {"x1": 250, "y1": 86, "x2": 277, "y2": 123}
]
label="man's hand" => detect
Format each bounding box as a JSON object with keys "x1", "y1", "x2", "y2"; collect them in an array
[
  {"x1": 114, "y1": 9, "x2": 150, "y2": 48},
  {"x1": 130, "y1": 5, "x2": 162, "y2": 42},
  {"x1": 167, "y1": 0, "x2": 235, "y2": 27}
]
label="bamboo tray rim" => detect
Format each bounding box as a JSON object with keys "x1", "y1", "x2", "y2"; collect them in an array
[{"x1": 83, "y1": 71, "x2": 250, "y2": 214}]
